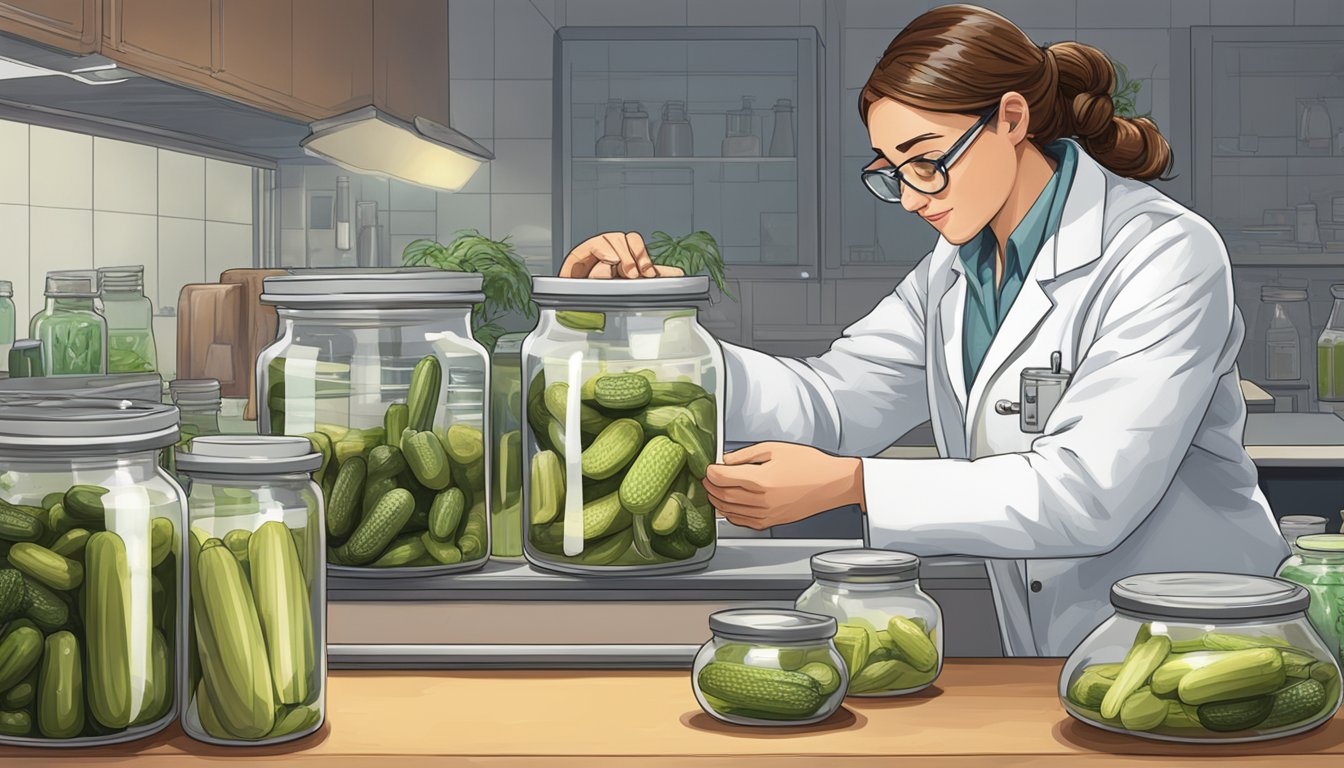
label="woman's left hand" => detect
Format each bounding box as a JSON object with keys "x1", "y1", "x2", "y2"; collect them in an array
[{"x1": 703, "y1": 442, "x2": 866, "y2": 531}]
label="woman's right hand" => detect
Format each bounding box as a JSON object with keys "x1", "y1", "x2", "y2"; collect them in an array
[{"x1": 559, "y1": 232, "x2": 685, "y2": 279}]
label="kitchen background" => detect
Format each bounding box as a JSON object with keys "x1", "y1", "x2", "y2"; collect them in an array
[{"x1": 3, "y1": 0, "x2": 1344, "y2": 529}]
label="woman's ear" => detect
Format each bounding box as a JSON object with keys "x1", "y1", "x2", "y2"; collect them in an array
[{"x1": 998, "y1": 92, "x2": 1031, "y2": 145}]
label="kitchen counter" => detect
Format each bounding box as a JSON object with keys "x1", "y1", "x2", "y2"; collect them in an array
[{"x1": 7, "y1": 662, "x2": 1341, "y2": 765}]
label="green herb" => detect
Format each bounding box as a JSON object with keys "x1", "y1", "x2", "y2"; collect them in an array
[
  {"x1": 1110, "y1": 58, "x2": 1147, "y2": 120},
  {"x1": 403, "y1": 230, "x2": 538, "y2": 351},
  {"x1": 646, "y1": 231, "x2": 735, "y2": 300}
]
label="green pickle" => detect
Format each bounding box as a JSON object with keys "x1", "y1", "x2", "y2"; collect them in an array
[
  {"x1": 697, "y1": 647, "x2": 844, "y2": 723},
  {"x1": 832, "y1": 615, "x2": 940, "y2": 695},
  {"x1": 1064, "y1": 624, "x2": 1343, "y2": 738}
]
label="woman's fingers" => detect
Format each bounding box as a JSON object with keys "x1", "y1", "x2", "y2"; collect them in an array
[
  {"x1": 704, "y1": 464, "x2": 765, "y2": 493},
  {"x1": 625, "y1": 232, "x2": 658, "y2": 277},
  {"x1": 652, "y1": 264, "x2": 685, "y2": 277},
  {"x1": 718, "y1": 510, "x2": 772, "y2": 530},
  {"x1": 560, "y1": 234, "x2": 623, "y2": 278},
  {"x1": 722, "y1": 443, "x2": 775, "y2": 465},
  {"x1": 558, "y1": 231, "x2": 668, "y2": 280},
  {"x1": 706, "y1": 487, "x2": 769, "y2": 514},
  {"x1": 601, "y1": 232, "x2": 645, "y2": 278}
]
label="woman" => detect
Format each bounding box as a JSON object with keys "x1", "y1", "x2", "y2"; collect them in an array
[{"x1": 559, "y1": 5, "x2": 1287, "y2": 656}]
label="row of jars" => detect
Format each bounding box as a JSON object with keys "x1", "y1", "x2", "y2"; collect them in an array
[
  {"x1": 0, "y1": 398, "x2": 324, "y2": 746},
  {"x1": 255, "y1": 270, "x2": 723, "y2": 577}
]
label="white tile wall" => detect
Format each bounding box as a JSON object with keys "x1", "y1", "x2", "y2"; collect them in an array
[
  {"x1": 0, "y1": 204, "x2": 29, "y2": 325},
  {"x1": 30, "y1": 127, "x2": 92, "y2": 209},
  {"x1": 205, "y1": 221, "x2": 254, "y2": 281},
  {"x1": 1078, "y1": 0, "x2": 1171, "y2": 27},
  {"x1": 94, "y1": 138, "x2": 156, "y2": 215},
  {"x1": 93, "y1": 211, "x2": 158, "y2": 305},
  {"x1": 491, "y1": 139, "x2": 551, "y2": 193},
  {"x1": 494, "y1": 0, "x2": 555, "y2": 79},
  {"x1": 491, "y1": 193, "x2": 551, "y2": 246},
  {"x1": 494, "y1": 80, "x2": 551, "y2": 139},
  {"x1": 687, "y1": 0, "x2": 802, "y2": 26},
  {"x1": 565, "y1": 0, "x2": 688, "y2": 26},
  {"x1": 451, "y1": 79, "x2": 495, "y2": 139},
  {"x1": 436, "y1": 193, "x2": 491, "y2": 238},
  {"x1": 158, "y1": 150, "x2": 206, "y2": 219},
  {"x1": 449, "y1": 0, "x2": 495, "y2": 79},
  {"x1": 205, "y1": 159, "x2": 253, "y2": 224},
  {"x1": 1210, "y1": 0, "x2": 1283, "y2": 25},
  {"x1": 29, "y1": 208, "x2": 93, "y2": 291},
  {"x1": 0, "y1": 121, "x2": 28, "y2": 205},
  {"x1": 158, "y1": 218, "x2": 205, "y2": 309},
  {"x1": 391, "y1": 180, "x2": 438, "y2": 212},
  {"x1": 1076, "y1": 28, "x2": 1171, "y2": 80}
]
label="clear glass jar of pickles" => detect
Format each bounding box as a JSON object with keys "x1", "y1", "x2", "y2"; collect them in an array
[
  {"x1": 1061, "y1": 573, "x2": 1343, "y2": 742},
  {"x1": 0, "y1": 397, "x2": 184, "y2": 745},
  {"x1": 693, "y1": 608, "x2": 848, "y2": 726},
  {"x1": 30, "y1": 271, "x2": 107, "y2": 376},
  {"x1": 794, "y1": 549, "x2": 942, "y2": 695},
  {"x1": 521, "y1": 277, "x2": 722, "y2": 575},
  {"x1": 1277, "y1": 534, "x2": 1344, "y2": 669},
  {"x1": 258, "y1": 269, "x2": 490, "y2": 574},
  {"x1": 491, "y1": 333, "x2": 525, "y2": 559},
  {"x1": 176, "y1": 436, "x2": 325, "y2": 745}
]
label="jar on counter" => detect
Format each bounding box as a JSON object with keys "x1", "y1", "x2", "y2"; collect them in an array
[
  {"x1": 521, "y1": 277, "x2": 722, "y2": 575},
  {"x1": 0, "y1": 397, "x2": 185, "y2": 745},
  {"x1": 258, "y1": 269, "x2": 490, "y2": 574},
  {"x1": 1060, "y1": 573, "x2": 1342, "y2": 742},
  {"x1": 1279, "y1": 515, "x2": 1329, "y2": 555},
  {"x1": 490, "y1": 333, "x2": 525, "y2": 559},
  {"x1": 1277, "y1": 534, "x2": 1344, "y2": 670},
  {"x1": 175, "y1": 436, "x2": 325, "y2": 745},
  {"x1": 97, "y1": 266, "x2": 157, "y2": 374},
  {"x1": 693, "y1": 608, "x2": 848, "y2": 726},
  {"x1": 30, "y1": 271, "x2": 107, "y2": 376},
  {"x1": 0, "y1": 280, "x2": 15, "y2": 374},
  {"x1": 164, "y1": 379, "x2": 223, "y2": 481},
  {"x1": 794, "y1": 549, "x2": 943, "y2": 695}
]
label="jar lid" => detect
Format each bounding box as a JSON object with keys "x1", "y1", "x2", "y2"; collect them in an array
[
  {"x1": 262, "y1": 268, "x2": 485, "y2": 308},
  {"x1": 708, "y1": 608, "x2": 837, "y2": 643},
  {"x1": 0, "y1": 397, "x2": 178, "y2": 453},
  {"x1": 1332, "y1": 284, "x2": 1344, "y2": 299},
  {"x1": 0, "y1": 373, "x2": 164, "y2": 404},
  {"x1": 176, "y1": 435, "x2": 322, "y2": 475},
  {"x1": 531, "y1": 276, "x2": 709, "y2": 307},
  {"x1": 169, "y1": 379, "x2": 222, "y2": 407},
  {"x1": 0, "y1": 280, "x2": 11, "y2": 298},
  {"x1": 1296, "y1": 534, "x2": 1344, "y2": 553},
  {"x1": 45, "y1": 270, "x2": 99, "y2": 298},
  {"x1": 810, "y1": 548, "x2": 919, "y2": 583},
  {"x1": 1261, "y1": 286, "x2": 1307, "y2": 302},
  {"x1": 1110, "y1": 572, "x2": 1310, "y2": 621},
  {"x1": 1280, "y1": 515, "x2": 1328, "y2": 525}
]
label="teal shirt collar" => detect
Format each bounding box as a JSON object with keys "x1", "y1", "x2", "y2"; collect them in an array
[{"x1": 960, "y1": 140, "x2": 1078, "y2": 391}]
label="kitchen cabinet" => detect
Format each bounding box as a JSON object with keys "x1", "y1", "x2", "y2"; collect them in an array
[
  {"x1": 102, "y1": 0, "x2": 212, "y2": 74},
  {"x1": 0, "y1": 0, "x2": 100, "y2": 53}
]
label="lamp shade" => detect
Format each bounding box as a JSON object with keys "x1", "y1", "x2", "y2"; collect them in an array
[{"x1": 301, "y1": 106, "x2": 494, "y2": 192}]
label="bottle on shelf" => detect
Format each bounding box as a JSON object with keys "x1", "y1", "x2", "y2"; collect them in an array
[
  {"x1": 621, "y1": 100, "x2": 654, "y2": 157},
  {"x1": 595, "y1": 98, "x2": 626, "y2": 157},
  {"x1": 768, "y1": 98, "x2": 795, "y2": 157},
  {"x1": 722, "y1": 96, "x2": 760, "y2": 157},
  {"x1": 656, "y1": 100, "x2": 694, "y2": 157}
]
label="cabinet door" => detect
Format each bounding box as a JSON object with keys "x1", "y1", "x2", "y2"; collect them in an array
[
  {"x1": 290, "y1": 0, "x2": 373, "y2": 117},
  {"x1": 372, "y1": 0, "x2": 449, "y2": 127},
  {"x1": 213, "y1": 0, "x2": 293, "y2": 103},
  {"x1": 105, "y1": 0, "x2": 212, "y2": 73},
  {"x1": 0, "y1": 0, "x2": 100, "y2": 52}
]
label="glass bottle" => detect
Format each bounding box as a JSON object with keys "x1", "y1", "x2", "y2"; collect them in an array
[
  {"x1": 768, "y1": 98, "x2": 795, "y2": 157},
  {"x1": 1281, "y1": 515, "x2": 1330, "y2": 555},
  {"x1": 1318, "y1": 285, "x2": 1344, "y2": 401},
  {"x1": 97, "y1": 266, "x2": 157, "y2": 374},
  {"x1": 164, "y1": 378, "x2": 224, "y2": 481},
  {"x1": 1277, "y1": 534, "x2": 1344, "y2": 669},
  {"x1": 620, "y1": 100, "x2": 654, "y2": 158},
  {"x1": 30, "y1": 270, "x2": 107, "y2": 376},
  {"x1": 722, "y1": 96, "x2": 760, "y2": 157},
  {"x1": 595, "y1": 99, "x2": 626, "y2": 158},
  {"x1": 656, "y1": 100, "x2": 694, "y2": 158},
  {"x1": 0, "y1": 279, "x2": 14, "y2": 373}
]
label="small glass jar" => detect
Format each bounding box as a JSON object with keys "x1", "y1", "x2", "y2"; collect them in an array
[
  {"x1": 1061, "y1": 573, "x2": 1343, "y2": 743},
  {"x1": 1279, "y1": 515, "x2": 1329, "y2": 555},
  {"x1": 522, "y1": 277, "x2": 722, "y2": 575},
  {"x1": 258, "y1": 269, "x2": 490, "y2": 574},
  {"x1": 0, "y1": 397, "x2": 185, "y2": 745},
  {"x1": 795, "y1": 549, "x2": 943, "y2": 695},
  {"x1": 176, "y1": 436, "x2": 325, "y2": 745},
  {"x1": 164, "y1": 379, "x2": 223, "y2": 481},
  {"x1": 490, "y1": 333, "x2": 525, "y2": 559},
  {"x1": 1277, "y1": 534, "x2": 1344, "y2": 670},
  {"x1": 0, "y1": 279, "x2": 15, "y2": 374},
  {"x1": 30, "y1": 270, "x2": 107, "y2": 376},
  {"x1": 693, "y1": 609, "x2": 848, "y2": 726},
  {"x1": 97, "y1": 266, "x2": 157, "y2": 374},
  {"x1": 1317, "y1": 285, "x2": 1344, "y2": 402}
]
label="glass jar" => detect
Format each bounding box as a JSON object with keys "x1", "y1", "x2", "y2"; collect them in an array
[
  {"x1": 595, "y1": 98, "x2": 626, "y2": 158},
  {"x1": 521, "y1": 277, "x2": 722, "y2": 575},
  {"x1": 768, "y1": 98, "x2": 795, "y2": 157},
  {"x1": 164, "y1": 379, "x2": 223, "y2": 481},
  {"x1": 794, "y1": 549, "x2": 943, "y2": 696},
  {"x1": 97, "y1": 266, "x2": 157, "y2": 374},
  {"x1": 490, "y1": 333, "x2": 525, "y2": 559},
  {"x1": 1280, "y1": 515, "x2": 1329, "y2": 555},
  {"x1": 693, "y1": 608, "x2": 848, "y2": 726},
  {"x1": 30, "y1": 271, "x2": 107, "y2": 376},
  {"x1": 1262, "y1": 287, "x2": 1308, "y2": 382},
  {"x1": 0, "y1": 397, "x2": 185, "y2": 745},
  {"x1": 175, "y1": 436, "x2": 325, "y2": 745},
  {"x1": 620, "y1": 100, "x2": 654, "y2": 158},
  {"x1": 656, "y1": 100, "x2": 693, "y2": 158},
  {"x1": 258, "y1": 269, "x2": 490, "y2": 574},
  {"x1": 1060, "y1": 573, "x2": 1342, "y2": 743},
  {"x1": 1318, "y1": 285, "x2": 1344, "y2": 402},
  {"x1": 0, "y1": 280, "x2": 14, "y2": 374},
  {"x1": 1277, "y1": 534, "x2": 1344, "y2": 669}
]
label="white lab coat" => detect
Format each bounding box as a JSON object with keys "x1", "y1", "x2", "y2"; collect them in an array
[{"x1": 721, "y1": 140, "x2": 1289, "y2": 657}]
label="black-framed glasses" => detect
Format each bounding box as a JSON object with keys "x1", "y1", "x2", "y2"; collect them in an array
[{"x1": 861, "y1": 104, "x2": 1000, "y2": 203}]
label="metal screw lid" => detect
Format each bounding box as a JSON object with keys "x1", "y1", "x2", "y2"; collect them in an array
[
  {"x1": 261, "y1": 268, "x2": 484, "y2": 308},
  {"x1": 1110, "y1": 572, "x2": 1310, "y2": 621},
  {"x1": 0, "y1": 280, "x2": 11, "y2": 298},
  {"x1": 44, "y1": 270, "x2": 99, "y2": 298},
  {"x1": 810, "y1": 548, "x2": 920, "y2": 583},
  {"x1": 531, "y1": 276, "x2": 709, "y2": 307},
  {"x1": 175, "y1": 435, "x2": 322, "y2": 475},
  {"x1": 169, "y1": 379, "x2": 222, "y2": 408},
  {"x1": 0, "y1": 373, "x2": 163, "y2": 404},
  {"x1": 0, "y1": 397, "x2": 178, "y2": 453},
  {"x1": 708, "y1": 608, "x2": 837, "y2": 643}
]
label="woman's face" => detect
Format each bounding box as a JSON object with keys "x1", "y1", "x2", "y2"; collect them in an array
[{"x1": 865, "y1": 96, "x2": 1021, "y2": 245}]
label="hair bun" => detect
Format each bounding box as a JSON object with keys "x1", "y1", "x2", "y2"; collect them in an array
[{"x1": 1072, "y1": 91, "x2": 1116, "y2": 141}]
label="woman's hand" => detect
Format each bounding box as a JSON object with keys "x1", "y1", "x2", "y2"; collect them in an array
[
  {"x1": 559, "y1": 232, "x2": 685, "y2": 279},
  {"x1": 703, "y1": 442, "x2": 866, "y2": 531}
]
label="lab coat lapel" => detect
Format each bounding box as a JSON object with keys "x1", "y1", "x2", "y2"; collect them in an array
[
  {"x1": 963, "y1": 143, "x2": 1107, "y2": 434},
  {"x1": 929, "y1": 245, "x2": 969, "y2": 456}
]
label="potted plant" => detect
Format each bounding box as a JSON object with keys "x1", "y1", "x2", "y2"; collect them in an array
[{"x1": 402, "y1": 231, "x2": 537, "y2": 351}]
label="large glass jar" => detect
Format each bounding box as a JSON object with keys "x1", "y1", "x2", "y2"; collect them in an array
[
  {"x1": 0, "y1": 279, "x2": 14, "y2": 374},
  {"x1": 491, "y1": 333, "x2": 525, "y2": 559},
  {"x1": 175, "y1": 436, "x2": 325, "y2": 745},
  {"x1": 794, "y1": 549, "x2": 943, "y2": 696},
  {"x1": 97, "y1": 266, "x2": 157, "y2": 374},
  {"x1": 30, "y1": 271, "x2": 107, "y2": 376},
  {"x1": 521, "y1": 277, "x2": 722, "y2": 575},
  {"x1": 1278, "y1": 534, "x2": 1344, "y2": 669},
  {"x1": 1061, "y1": 573, "x2": 1342, "y2": 743},
  {"x1": 0, "y1": 397, "x2": 185, "y2": 745},
  {"x1": 693, "y1": 608, "x2": 848, "y2": 726},
  {"x1": 258, "y1": 269, "x2": 490, "y2": 574}
]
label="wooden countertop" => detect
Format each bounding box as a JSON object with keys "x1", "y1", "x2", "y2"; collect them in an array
[{"x1": 6, "y1": 660, "x2": 1343, "y2": 766}]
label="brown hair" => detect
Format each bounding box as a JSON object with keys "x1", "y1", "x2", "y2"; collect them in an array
[{"x1": 859, "y1": 4, "x2": 1171, "y2": 181}]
